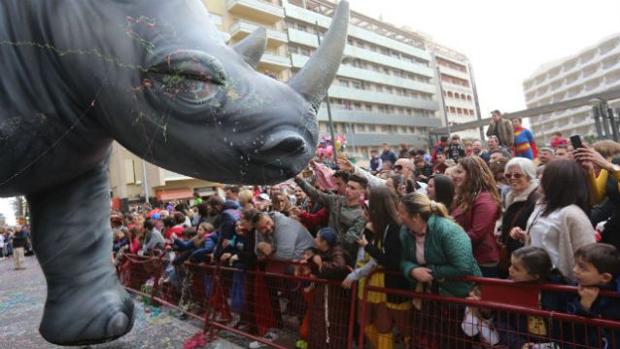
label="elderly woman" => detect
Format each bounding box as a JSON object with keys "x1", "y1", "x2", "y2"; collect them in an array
[{"x1": 498, "y1": 158, "x2": 541, "y2": 276}]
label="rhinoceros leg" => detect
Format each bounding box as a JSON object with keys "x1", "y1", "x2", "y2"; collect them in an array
[{"x1": 27, "y1": 162, "x2": 134, "y2": 346}]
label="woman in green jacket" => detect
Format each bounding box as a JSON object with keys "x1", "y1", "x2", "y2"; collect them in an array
[{"x1": 398, "y1": 192, "x2": 481, "y2": 348}]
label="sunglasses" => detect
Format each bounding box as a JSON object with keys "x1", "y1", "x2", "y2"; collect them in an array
[
  {"x1": 394, "y1": 165, "x2": 404, "y2": 171},
  {"x1": 504, "y1": 172, "x2": 524, "y2": 180}
]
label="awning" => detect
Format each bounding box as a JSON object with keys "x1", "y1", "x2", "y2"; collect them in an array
[{"x1": 156, "y1": 188, "x2": 193, "y2": 202}]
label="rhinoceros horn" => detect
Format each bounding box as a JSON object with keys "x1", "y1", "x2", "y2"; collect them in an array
[
  {"x1": 287, "y1": 0, "x2": 349, "y2": 111},
  {"x1": 233, "y1": 27, "x2": 267, "y2": 69}
]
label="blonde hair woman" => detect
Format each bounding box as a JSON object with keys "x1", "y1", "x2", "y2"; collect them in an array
[{"x1": 398, "y1": 192, "x2": 481, "y2": 349}]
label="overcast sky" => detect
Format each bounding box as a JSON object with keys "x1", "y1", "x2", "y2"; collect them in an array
[
  {"x1": 1, "y1": 1, "x2": 619, "y2": 223},
  {"x1": 0, "y1": 199, "x2": 15, "y2": 226},
  {"x1": 350, "y1": 0, "x2": 620, "y2": 115}
]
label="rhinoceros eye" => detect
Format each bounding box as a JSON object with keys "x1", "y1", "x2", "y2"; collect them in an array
[
  {"x1": 158, "y1": 70, "x2": 219, "y2": 104},
  {"x1": 146, "y1": 52, "x2": 227, "y2": 109}
]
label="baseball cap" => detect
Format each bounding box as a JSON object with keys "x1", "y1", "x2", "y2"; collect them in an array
[{"x1": 318, "y1": 227, "x2": 337, "y2": 247}]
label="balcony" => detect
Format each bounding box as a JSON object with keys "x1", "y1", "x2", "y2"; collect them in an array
[
  {"x1": 162, "y1": 169, "x2": 192, "y2": 182},
  {"x1": 287, "y1": 29, "x2": 435, "y2": 78},
  {"x1": 227, "y1": 0, "x2": 284, "y2": 24},
  {"x1": 327, "y1": 85, "x2": 438, "y2": 111},
  {"x1": 438, "y1": 65, "x2": 470, "y2": 81},
  {"x1": 258, "y1": 52, "x2": 291, "y2": 71},
  {"x1": 444, "y1": 98, "x2": 476, "y2": 110},
  {"x1": 317, "y1": 108, "x2": 442, "y2": 128},
  {"x1": 229, "y1": 20, "x2": 287, "y2": 48},
  {"x1": 283, "y1": 2, "x2": 430, "y2": 61},
  {"x1": 343, "y1": 133, "x2": 428, "y2": 147},
  {"x1": 290, "y1": 54, "x2": 435, "y2": 94}
]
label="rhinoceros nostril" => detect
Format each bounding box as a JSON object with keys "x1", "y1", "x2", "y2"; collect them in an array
[{"x1": 260, "y1": 134, "x2": 306, "y2": 155}]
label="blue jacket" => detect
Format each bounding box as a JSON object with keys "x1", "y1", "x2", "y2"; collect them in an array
[
  {"x1": 174, "y1": 233, "x2": 218, "y2": 262},
  {"x1": 565, "y1": 279, "x2": 620, "y2": 349},
  {"x1": 217, "y1": 200, "x2": 240, "y2": 240},
  {"x1": 380, "y1": 150, "x2": 397, "y2": 165}
]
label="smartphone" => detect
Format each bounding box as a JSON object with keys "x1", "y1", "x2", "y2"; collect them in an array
[{"x1": 570, "y1": 135, "x2": 583, "y2": 149}]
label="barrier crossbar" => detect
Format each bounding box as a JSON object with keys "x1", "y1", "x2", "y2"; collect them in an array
[{"x1": 116, "y1": 254, "x2": 620, "y2": 349}]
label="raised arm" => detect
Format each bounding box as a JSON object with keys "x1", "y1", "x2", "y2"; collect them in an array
[{"x1": 295, "y1": 176, "x2": 334, "y2": 207}]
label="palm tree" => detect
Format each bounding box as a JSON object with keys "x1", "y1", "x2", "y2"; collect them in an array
[{"x1": 11, "y1": 196, "x2": 28, "y2": 222}]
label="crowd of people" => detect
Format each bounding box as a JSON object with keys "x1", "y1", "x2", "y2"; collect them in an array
[
  {"x1": 3, "y1": 111, "x2": 620, "y2": 348},
  {"x1": 0, "y1": 224, "x2": 32, "y2": 270},
  {"x1": 105, "y1": 111, "x2": 619, "y2": 349}
]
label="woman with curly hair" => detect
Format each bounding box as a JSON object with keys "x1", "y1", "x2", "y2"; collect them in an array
[{"x1": 451, "y1": 156, "x2": 502, "y2": 277}]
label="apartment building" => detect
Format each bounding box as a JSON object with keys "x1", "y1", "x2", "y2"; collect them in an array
[
  {"x1": 282, "y1": 0, "x2": 441, "y2": 156},
  {"x1": 427, "y1": 42, "x2": 480, "y2": 140},
  {"x1": 523, "y1": 33, "x2": 620, "y2": 145}
]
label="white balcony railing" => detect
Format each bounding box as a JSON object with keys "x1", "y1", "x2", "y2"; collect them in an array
[
  {"x1": 227, "y1": 0, "x2": 284, "y2": 22},
  {"x1": 230, "y1": 20, "x2": 287, "y2": 45}
]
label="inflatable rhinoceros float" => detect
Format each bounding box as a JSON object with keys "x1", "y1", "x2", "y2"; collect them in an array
[{"x1": 0, "y1": 0, "x2": 348, "y2": 345}]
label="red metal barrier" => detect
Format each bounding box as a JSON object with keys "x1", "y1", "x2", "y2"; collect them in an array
[
  {"x1": 117, "y1": 255, "x2": 620, "y2": 349},
  {"x1": 359, "y1": 272, "x2": 620, "y2": 349},
  {"x1": 117, "y1": 255, "x2": 357, "y2": 348}
]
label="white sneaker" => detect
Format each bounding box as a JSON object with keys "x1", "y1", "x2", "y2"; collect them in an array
[{"x1": 249, "y1": 331, "x2": 278, "y2": 348}]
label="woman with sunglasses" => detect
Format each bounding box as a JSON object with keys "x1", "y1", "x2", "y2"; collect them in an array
[{"x1": 498, "y1": 158, "x2": 541, "y2": 276}]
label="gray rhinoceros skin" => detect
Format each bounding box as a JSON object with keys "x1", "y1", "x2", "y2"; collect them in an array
[{"x1": 0, "y1": 0, "x2": 348, "y2": 345}]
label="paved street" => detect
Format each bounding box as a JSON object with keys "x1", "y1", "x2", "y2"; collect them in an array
[{"x1": 0, "y1": 256, "x2": 242, "y2": 349}]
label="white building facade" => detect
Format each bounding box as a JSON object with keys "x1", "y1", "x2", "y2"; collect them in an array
[
  {"x1": 428, "y1": 42, "x2": 481, "y2": 140},
  {"x1": 283, "y1": 0, "x2": 443, "y2": 156},
  {"x1": 523, "y1": 33, "x2": 620, "y2": 145}
]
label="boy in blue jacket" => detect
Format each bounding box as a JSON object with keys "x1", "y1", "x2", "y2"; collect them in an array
[{"x1": 567, "y1": 243, "x2": 620, "y2": 348}]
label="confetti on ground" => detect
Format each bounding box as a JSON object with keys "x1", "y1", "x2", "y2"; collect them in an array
[{"x1": 0, "y1": 256, "x2": 243, "y2": 349}]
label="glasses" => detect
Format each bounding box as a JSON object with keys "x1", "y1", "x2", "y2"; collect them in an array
[
  {"x1": 394, "y1": 165, "x2": 404, "y2": 171},
  {"x1": 504, "y1": 172, "x2": 524, "y2": 180}
]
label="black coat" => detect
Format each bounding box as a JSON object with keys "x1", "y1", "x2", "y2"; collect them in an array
[
  {"x1": 363, "y1": 224, "x2": 410, "y2": 304},
  {"x1": 500, "y1": 189, "x2": 541, "y2": 256},
  {"x1": 12, "y1": 230, "x2": 29, "y2": 248}
]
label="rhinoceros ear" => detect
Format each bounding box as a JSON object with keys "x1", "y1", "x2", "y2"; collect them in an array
[{"x1": 232, "y1": 27, "x2": 267, "y2": 69}]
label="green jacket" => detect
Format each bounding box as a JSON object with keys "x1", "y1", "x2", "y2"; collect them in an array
[{"x1": 400, "y1": 215, "x2": 481, "y2": 298}]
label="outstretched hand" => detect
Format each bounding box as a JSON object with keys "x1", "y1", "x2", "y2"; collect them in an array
[
  {"x1": 573, "y1": 146, "x2": 612, "y2": 171},
  {"x1": 336, "y1": 156, "x2": 354, "y2": 173}
]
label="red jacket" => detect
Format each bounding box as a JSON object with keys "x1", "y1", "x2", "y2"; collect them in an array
[
  {"x1": 298, "y1": 207, "x2": 329, "y2": 232},
  {"x1": 451, "y1": 191, "x2": 500, "y2": 265}
]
